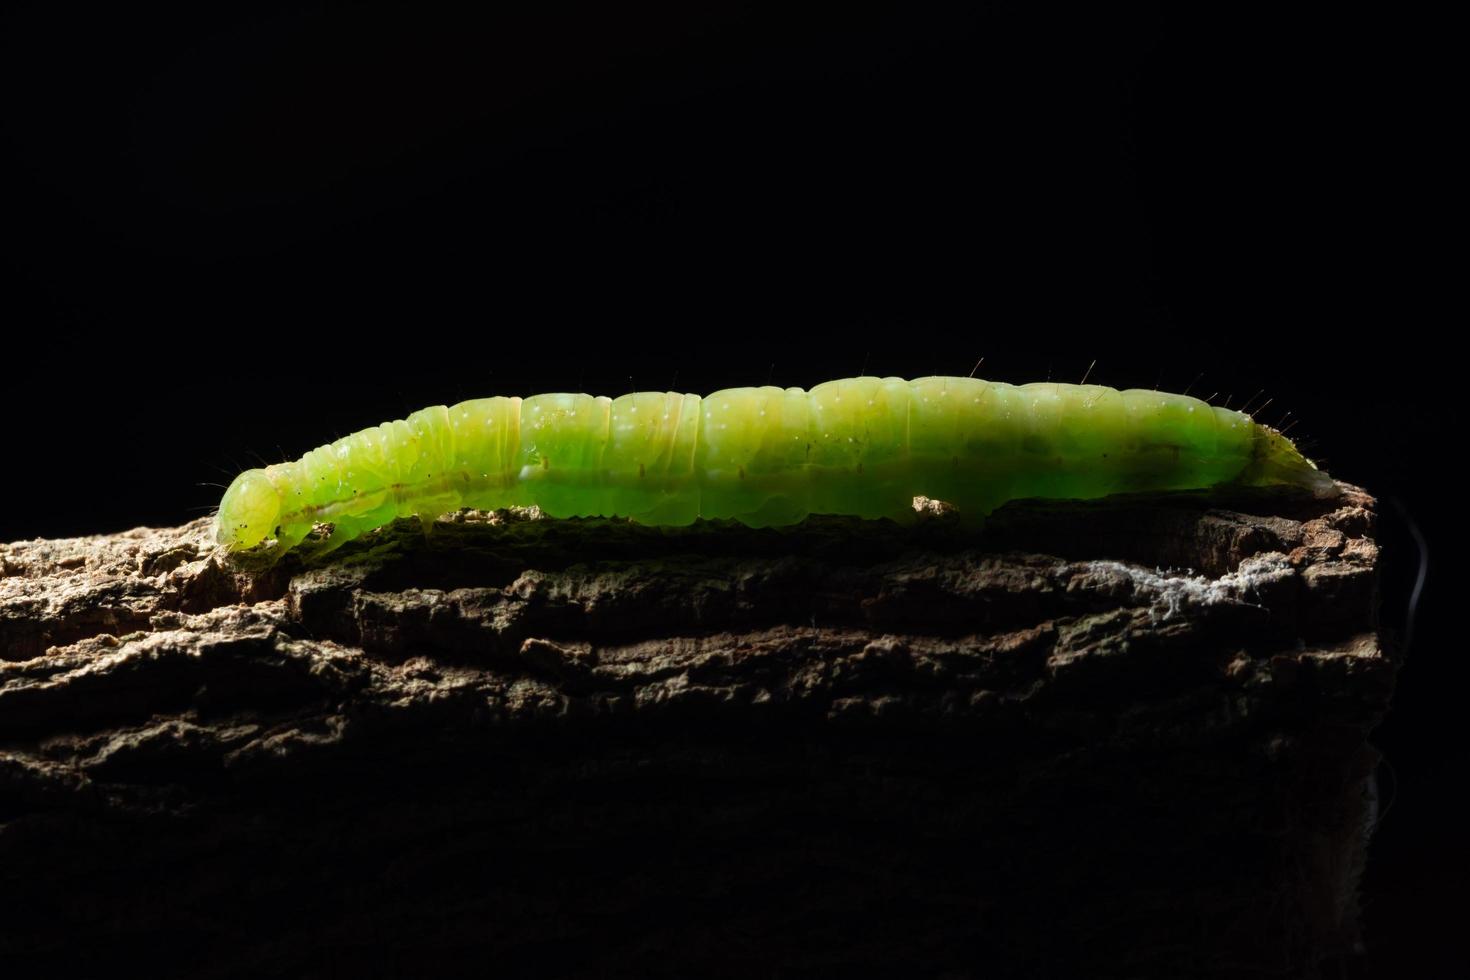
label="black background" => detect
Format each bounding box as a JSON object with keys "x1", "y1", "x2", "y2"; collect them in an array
[{"x1": 1, "y1": 2, "x2": 1450, "y2": 974}]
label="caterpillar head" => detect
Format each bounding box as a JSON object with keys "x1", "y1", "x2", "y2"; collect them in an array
[{"x1": 217, "y1": 469, "x2": 283, "y2": 550}]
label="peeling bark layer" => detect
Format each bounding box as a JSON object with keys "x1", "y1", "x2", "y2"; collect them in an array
[{"x1": 1, "y1": 485, "x2": 1389, "y2": 978}]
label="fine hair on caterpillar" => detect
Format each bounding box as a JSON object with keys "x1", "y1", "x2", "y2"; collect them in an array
[{"x1": 215, "y1": 374, "x2": 1337, "y2": 561}]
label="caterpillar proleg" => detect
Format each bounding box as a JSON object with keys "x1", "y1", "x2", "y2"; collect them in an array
[{"x1": 216, "y1": 376, "x2": 1335, "y2": 556}]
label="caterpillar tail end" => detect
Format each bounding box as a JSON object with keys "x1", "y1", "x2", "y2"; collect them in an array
[
  {"x1": 1236, "y1": 425, "x2": 1339, "y2": 499},
  {"x1": 216, "y1": 469, "x2": 283, "y2": 551}
]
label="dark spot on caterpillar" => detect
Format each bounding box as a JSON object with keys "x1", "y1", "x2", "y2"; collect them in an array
[
  {"x1": 738, "y1": 466, "x2": 745, "y2": 480},
  {"x1": 639, "y1": 463, "x2": 645, "y2": 478},
  {"x1": 542, "y1": 457, "x2": 550, "y2": 470},
  {"x1": 857, "y1": 461, "x2": 864, "y2": 474}
]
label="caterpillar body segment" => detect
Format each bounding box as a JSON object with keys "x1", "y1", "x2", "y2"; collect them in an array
[{"x1": 216, "y1": 376, "x2": 1335, "y2": 555}]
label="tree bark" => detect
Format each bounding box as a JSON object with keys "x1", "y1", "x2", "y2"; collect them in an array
[{"x1": 0, "y1": 484, "x2": 1391, "y2": 978}]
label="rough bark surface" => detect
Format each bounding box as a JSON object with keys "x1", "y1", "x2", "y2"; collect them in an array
[{"x1": 1, "y1": 484, "x2": 1390, "y2": 978}]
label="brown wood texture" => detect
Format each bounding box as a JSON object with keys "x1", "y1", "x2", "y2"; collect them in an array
[{"x1": 0, "y1": 484, "x2": 1390, "y2": 978}]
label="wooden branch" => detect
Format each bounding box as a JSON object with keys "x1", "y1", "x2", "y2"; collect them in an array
[{"x1": 0, "y1": 484, "x2": 1391, "y2": 978}]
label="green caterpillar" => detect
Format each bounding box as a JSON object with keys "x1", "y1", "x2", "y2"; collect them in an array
[{"x1": 216, "y1": 375, "x2": 1334, "y2": 555}]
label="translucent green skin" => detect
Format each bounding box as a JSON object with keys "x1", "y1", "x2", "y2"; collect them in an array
[{"x1": 216, "y1": 376, "x2": 1333, "y2": 554}]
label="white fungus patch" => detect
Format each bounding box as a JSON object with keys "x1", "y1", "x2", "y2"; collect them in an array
[{"x1": 1082, "y1": 552, "x2": 1296, "y2": 621}]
